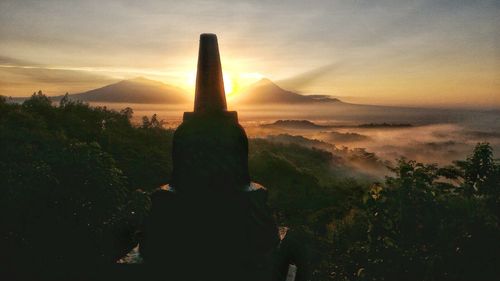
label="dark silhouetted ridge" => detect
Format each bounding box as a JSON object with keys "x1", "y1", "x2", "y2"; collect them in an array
[
  {"x1": 233, "y1": 78, "x2": 341, "y2": 105},
  {"x1": 66, "y1": 77, "x2": 189, "y2": 104}
]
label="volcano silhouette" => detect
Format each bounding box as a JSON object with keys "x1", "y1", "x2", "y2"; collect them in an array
[{"x1": 232, "y1": 78, "x2": 340, "y2": 105}]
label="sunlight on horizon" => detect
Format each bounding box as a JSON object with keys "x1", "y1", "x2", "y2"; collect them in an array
[{"x1": 185, "y1": 70, "x2": 264, "y2": 97}]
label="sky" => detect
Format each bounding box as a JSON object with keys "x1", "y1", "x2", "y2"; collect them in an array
[{"x1": 0, "y1": 0, "x2": 499, "y2": 108}]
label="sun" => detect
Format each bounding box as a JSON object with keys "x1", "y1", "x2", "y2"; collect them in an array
[
  {"x1": 185, "y1": 70, "x2": 264, "y2": 98},
  {"x1": 186, "y1": 71, "x2": 234, "y2": 95},
  {"x1": 222, "y1": 73, "x2": 233, "y2": 95}
]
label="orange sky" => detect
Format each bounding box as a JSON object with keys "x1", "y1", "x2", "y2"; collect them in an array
[{"x1": 0, "y1": 0, "x2": 499, "y2": 108}]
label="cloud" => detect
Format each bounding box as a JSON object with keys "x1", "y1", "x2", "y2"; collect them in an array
[
  {"x1": 277, "y1": 63, "x2": 344, "y2": 90},
  {"x1": 0, "y1": 0, "x2": 498, "y2": 106},
  {"x1": 0, "y1": 66, "x2": 118, "y2": 96},
  {"x1": 464, "y1": 130, "x2": 500, "y2": 140},
  {"x1": 0, "y1": 56, "x2": 41, "y2": 67}
]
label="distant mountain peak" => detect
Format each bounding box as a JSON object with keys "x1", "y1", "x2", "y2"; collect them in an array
[
  {"x1": 255, "y1": 77, "x2": 273, "y2": 84},
  {"x1": 121, "y1": 76, "x2": 166, "y2": 86},
  {"x1": 131, "y1": 76, "x2": 148, "y2": 81},
  {"x1": 232, "y1": 77, "x2": 341, "y2": 105},
  {"x1": 128, "y1": 76, "x2": 156, "y2": 83},
  {"x1": 63, "y1": 78, "x2": 190, "y2": 104},
  {"x1": 253, "y1": 78, "x2": 283, "y2": 88}
]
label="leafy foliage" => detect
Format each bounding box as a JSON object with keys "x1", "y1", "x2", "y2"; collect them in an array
[
  {"x1": 311, "y1": 148, "x2": 500, "y2": 281},
  {"x1": 249, "y1": 135, "x2": 499, "y2": 281},
  {"x1": 1, "y1": 93, "x2": 498, "y2": 280},
  {"x1": 0, "y1": 93, "x2": 168, "y2": 267}
]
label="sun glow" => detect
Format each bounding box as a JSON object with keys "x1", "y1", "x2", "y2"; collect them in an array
[
  {"x1": 223, "y1": 73, "x2": 233, "y2": 95},
  {"x1": 186, "y1": 71, "x2": 232, "y2": 93},
  {"x1": 185, "y1": 70, "x2": 263, "y2": 97}
]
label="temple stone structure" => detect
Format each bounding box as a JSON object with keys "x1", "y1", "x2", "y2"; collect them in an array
[{"x1": 140, "y1": 34, "x2": 279, "y2": 281}]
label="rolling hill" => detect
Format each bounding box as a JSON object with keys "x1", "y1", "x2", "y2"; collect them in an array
[{"x1": 261, "y1": 119, "x2": 332, "y2": 129}]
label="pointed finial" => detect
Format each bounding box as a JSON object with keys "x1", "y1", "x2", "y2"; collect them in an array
[{"x1": 194, "y1": 33, "x2": 227, "y2": 112}]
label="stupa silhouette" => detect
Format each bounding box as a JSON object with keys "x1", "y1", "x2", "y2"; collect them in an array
[
  {"x1": 172, "y1": 33, "x2": 249, "y2": 193},
  {"x1": 140, "y1": 34, "x2": 279, "y2": 281}
]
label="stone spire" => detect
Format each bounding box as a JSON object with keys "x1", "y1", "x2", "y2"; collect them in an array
[
  {"x1": 183, "y1": 34, "x2": 237, "y2": 122},
  {"x1": 194, "y1": 33, "x2": 227, "y2": 113},
  {"x1": 141, "y1": 34, "x2": 279, "y2": 281},
  {"x1": 173, "y1": 33, "x2": 248, "y2": 192}
]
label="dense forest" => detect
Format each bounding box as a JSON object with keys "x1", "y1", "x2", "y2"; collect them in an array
[{"x1": 1, "y1": 92, "x2": 499, "y2": 280}]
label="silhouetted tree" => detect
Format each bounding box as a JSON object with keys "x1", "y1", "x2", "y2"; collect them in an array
[
  {"x1": 1, "y1": 92, "x2": 499, "y2": 280},
  {"x1": 120, "y1": 107, "x2": 134, "y2": 120}
]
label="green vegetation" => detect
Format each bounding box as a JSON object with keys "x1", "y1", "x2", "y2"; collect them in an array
[
  {"x1": 0, "y1": 92, "x2": 170, "y2": 268},
  {"x1": 1, "y1": 93, "x2": 499, "y2": 280},
  {"x1": 252, "y1": 137, "x2": 499, "y2": 280}
]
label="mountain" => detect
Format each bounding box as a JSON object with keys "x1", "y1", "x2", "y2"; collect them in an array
[
  {"x1": 231, "y1": 78, "x2": 340, "y2": 105},
  {"x1": 64, "y1": 77, "x2": 190, "y2": 104}
]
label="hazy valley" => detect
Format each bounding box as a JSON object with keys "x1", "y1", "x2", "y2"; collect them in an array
[{"x1": 6, "y1": 77, "x2": 498, "y2": 179}]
